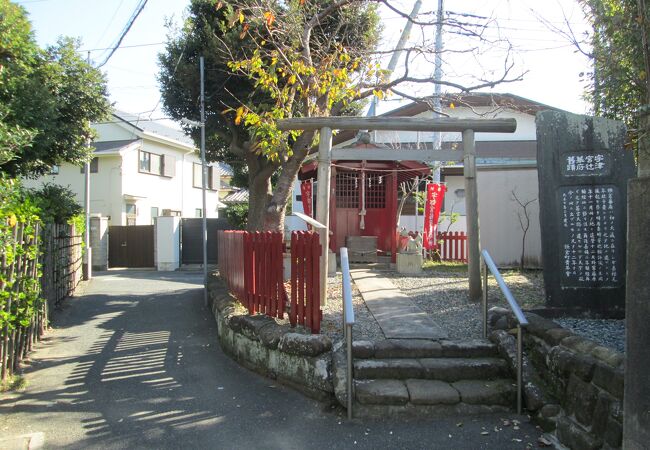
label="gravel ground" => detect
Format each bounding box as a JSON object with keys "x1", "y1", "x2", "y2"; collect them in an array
[
  {"x1": 555, "y1": 318, "x2": 625, "y2": 354},
  {"x1": 281, "y1": 265, "x2": 625, "y2": 353},
  {"x1": 381, "y1": 265, "x2": 624, "y2": 354},
  {"x1": 320, "y1": 274, "x2": 385, "y2": 343}
]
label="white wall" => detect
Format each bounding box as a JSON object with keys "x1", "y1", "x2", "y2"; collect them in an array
[
  {"x1": 22, "y1": 155, "x2": 123, "y2": 223},
  {"x1": 357, "y1": 107, "x2": 536, "y2": 148},
  {"x1": 119, "y1": 142, "x2": 220, "y2": 225},
  {"x1": 398, "y1": 168, "x2": 542, "y2": 268},
  {"x1": 93, "y1": 121, "x2": 139, "y2": 141}
]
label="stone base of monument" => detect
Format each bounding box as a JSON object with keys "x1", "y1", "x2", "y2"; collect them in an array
[
  {"x1": 397, "y1": 252, "x2": 423, "y2": 274},
  {"x1": 328, "y1": 250, "x2": 337, "y2": 276}
]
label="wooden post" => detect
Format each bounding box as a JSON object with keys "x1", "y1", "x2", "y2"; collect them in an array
[
  {"x1": 463, "y1": 129, "x2": 482, "y2": 301},
  {"x1": 316, "y1": 127, "x2": 332, "y2": 306},
  {"x1": 391, "y1": 167, "x2": 398, "y2": 263}
]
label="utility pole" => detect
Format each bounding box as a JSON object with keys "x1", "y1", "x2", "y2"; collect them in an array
[
  {"x1": 367, "y1": 0, "x2": 422, "y2": 119},
  {"x1": 200, "y1": 56, "x2": 208, "y2": 307},
  {"x1": 431, "y1": 0, "x2": 444, "y2": 182},
  {"x1": 84, "y1": 51, "x2": 92, "y2": 281}
]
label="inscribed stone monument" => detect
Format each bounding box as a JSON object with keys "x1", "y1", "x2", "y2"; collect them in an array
[{"x1": 536, "y1": 111, "x2": 635, "y2": 315}]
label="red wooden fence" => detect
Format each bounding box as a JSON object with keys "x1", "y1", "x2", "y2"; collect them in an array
[
  {"x1": 217, "y1": 230, "x2": 322, "y2": 333},
  {"x1": 437, "y1": 231, "x2": 468, "y2": 262},
  {"x1": 290, "y1": 231, "x2": 322, "y2": 333},
  {"x1": 217, "y1": 230, "x2": 246, "y2": 303},
  {"x1": 244, "y1": 231, "x2": 286, "y2": 318}
]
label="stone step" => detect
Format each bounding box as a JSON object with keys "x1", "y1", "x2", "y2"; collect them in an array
[
  {"x1": 353, "y1": 357, "x2": 509, "y2": 382},
  {"x1": 352, "y1": 339, "x2": 498, "y2": 359},
  {"x1": 354, "y1": 378, "x2": 516, "y2": 409}
]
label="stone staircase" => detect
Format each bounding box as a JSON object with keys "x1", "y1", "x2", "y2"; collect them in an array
[{"x1": 333, "y1": 338, "x2": 517, "y2": 418}]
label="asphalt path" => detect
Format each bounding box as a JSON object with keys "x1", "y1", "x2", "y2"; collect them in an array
[{"x1": 0, "y1": 270, "x2": 544, "y2": 449}]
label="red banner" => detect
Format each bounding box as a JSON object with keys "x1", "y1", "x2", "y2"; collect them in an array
[
  {"x1": 423, "y1": 182, "x2": 447, "y2": 250},
  {"x1": 300, "y1": 180, "x2": 313, "y2": 224}
]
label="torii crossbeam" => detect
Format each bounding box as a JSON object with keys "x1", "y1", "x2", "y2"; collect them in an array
[{"x1": 277, "y1": 116, "x2": 517, "y2": 305}]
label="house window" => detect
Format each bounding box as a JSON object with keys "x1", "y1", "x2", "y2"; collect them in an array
[
  {"x1": 193, "y1": 163, "x2": 219, "y2": 190},
  {"x1": 151, "y1": 207, "x2": 159, "y2": 225},
  {"x1": 139, "y1": 150, "x2": 169, "y2": 176},
  {"x1": 193, "y1": 163, "x2": 203, "y2": 188},
  {"x1": 195, "y1": 208, "x2": 203, "y2": 218},
  {"x1": 126, "y1": 203, "x2": 137, "y2": 225},
  {"x1": 80, "y1": 157, "x2": 99, "y2": 173}
]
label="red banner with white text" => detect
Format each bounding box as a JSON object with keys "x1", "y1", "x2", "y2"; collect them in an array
[
  {"x1": 423, "y1": 182, "x2": 447, "y2": 250},
  {"x1": 300, "y1": 180, "x2": 313, "y2": 229}
]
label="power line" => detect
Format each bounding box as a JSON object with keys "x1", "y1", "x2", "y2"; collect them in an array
[
  {"x1": 92, "y1": 0, "x2": 127, "y2": 50},
  {"x1": 96, "y1": 0, "x2": 149, "y2": 69},
  {"x1": 81, "y1": 42, "x2": 164, "y2": 53}
]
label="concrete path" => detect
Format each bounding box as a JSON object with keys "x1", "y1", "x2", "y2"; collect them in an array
[
  {"x1": 0, "y1": 270, "x2": 540, "y2": 449},
  {"x1": 351, "y1": 269, "x2": 448, "y2": 340}
]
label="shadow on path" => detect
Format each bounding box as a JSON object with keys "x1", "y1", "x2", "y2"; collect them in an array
[{"x1": 0, "y1": 271, "x2": 541, "y2": 449}]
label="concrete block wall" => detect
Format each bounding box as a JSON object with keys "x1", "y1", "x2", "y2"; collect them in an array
[
  {"x1": 155, "y1": 216, "x2": 180, "y2": 271},
  {"x1": 89, "y1": 216, "x2": 109, "y2": 271}
]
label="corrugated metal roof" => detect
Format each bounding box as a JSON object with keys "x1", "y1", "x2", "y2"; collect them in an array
[
  {"x1": 218, "y1": 163, "x2": 234, "y2": 176},
  {"x1": 222, "y1": 189, "x2": 249, "y2": 203}
]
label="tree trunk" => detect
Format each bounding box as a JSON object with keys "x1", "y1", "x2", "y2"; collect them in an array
[{"x1": 246, "y1": 131, "x2": 316, "y2": 232}]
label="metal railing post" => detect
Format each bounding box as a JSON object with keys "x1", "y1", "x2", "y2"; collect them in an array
[
  {"x1": 517, "y1": 324, "x2": 523, "y2": 415},
  {"x1": 346, "y1": 323, "x2": 353, "y2": 420},
  {"x1": 482, "y1": 257, "x2": 488, "y2": 339},
  {"x1": 481, "y1": 249, "x2": 528, "y2": 416},
  {"x1": 340, "y1": 247, "x2": 355, "y2": 420}
]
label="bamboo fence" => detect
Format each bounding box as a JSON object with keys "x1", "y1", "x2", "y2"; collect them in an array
[{"x1": 1, "y1": 222, "x2": 83, "y2": 382}]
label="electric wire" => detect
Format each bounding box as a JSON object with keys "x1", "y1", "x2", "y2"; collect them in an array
[{"x1": 96, "y1": 0, "x2": 149, "y2": 69}]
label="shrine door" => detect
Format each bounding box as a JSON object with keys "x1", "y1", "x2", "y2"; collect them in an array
[{"x1": 334, "y1": 170, "x2": 392, "y2": 253}]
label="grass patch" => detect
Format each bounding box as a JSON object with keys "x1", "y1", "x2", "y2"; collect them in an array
[
  {"x1": 0, "y1": 375, "x2": 27, "y2": 392},
  {"x1": 421, "y1": 260, "x2": 468, "y2": 272}
]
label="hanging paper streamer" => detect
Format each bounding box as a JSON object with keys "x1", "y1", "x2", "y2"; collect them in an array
[
  {"x1": 423, "y1": 182, "x2": 447, "y2": 250},
  {"x1": 300, "y1": 180, "x2": 313, "y2": 230}
]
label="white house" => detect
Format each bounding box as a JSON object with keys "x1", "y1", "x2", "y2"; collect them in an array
[
  {"x1": 291, "y1": 93, "x2": 559, "y2": 267},
  {"x1": 25, "y1": 111, "x2": 228, "y2": 226}
]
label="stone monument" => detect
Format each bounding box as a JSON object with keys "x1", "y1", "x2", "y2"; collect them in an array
[
  {"x1": 397, "y1": 233, "x2": 423, "y2": 275},
  {"x1": 536, "y1": 111, "x2": 635, "y2": 316}
]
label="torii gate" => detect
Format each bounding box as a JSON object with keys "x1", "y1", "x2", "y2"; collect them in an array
[{"x1": 277, "y1": 116, "x2": 517, "y2": 304}]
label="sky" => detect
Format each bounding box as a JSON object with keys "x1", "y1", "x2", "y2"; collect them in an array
[{"x1": 17, "y1": 0, "x2": 593, "y2": 124}]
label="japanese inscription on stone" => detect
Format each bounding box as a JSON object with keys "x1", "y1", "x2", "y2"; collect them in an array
[
  {"x1": 537, "y1": 111, "x2": 635, "y2": 315},
  {"x1": 559, "y1": 185, "x2": 620, "y2": 287}
]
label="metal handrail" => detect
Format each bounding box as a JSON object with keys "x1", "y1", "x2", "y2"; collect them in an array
[
  {"x1": 340, "y1": 247, "x2": 355, "y2": 420},
  {"x1": 481, "y1": 249, "x2": 528, "y2": 415}
]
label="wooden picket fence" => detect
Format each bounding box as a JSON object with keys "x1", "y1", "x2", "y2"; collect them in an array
[
  {"x1": 217, "y1": 230, "x2": 322, "y2": 333},
  {"x1": 1, "y1": 222, "x2": 83, "y2": 382},
  {"x1": 217, "y1": 230, "x2": 246, "y2": 303},
  {"x1": 244, "y1": 231, "x2": 286, "y2": 318},
  {"x1": 437, "y1": 231, "x2": 468, "y2": 262},
  {"x1": 289, "y1": 231, "x2": 321, "y2": 333}
]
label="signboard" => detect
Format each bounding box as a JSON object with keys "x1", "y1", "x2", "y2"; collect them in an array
[
  {"x1": 423, "y1": 183, "x2": 446, "y2": 250},
  {"x1": 536, "y1": 111, "x2": 635, "y2": 315}
]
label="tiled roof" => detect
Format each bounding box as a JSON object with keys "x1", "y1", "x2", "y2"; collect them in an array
[
  {"x1": 113, "y1": 110, "x2": 194, "y2": 146},
  {"x1": 92, "y1": 139, "x2": 140, "y2": 154},
  {"x1": 222, "y1": 189, "x2": 249, "y2": 203}
]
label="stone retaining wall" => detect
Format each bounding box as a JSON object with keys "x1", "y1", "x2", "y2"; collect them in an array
[
  {"x1": 489, "y1": 308, "x2": 624, "y2": 450},
  {"x1": 207, "y1": 275, "x2": 334, "y2": 401}
]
